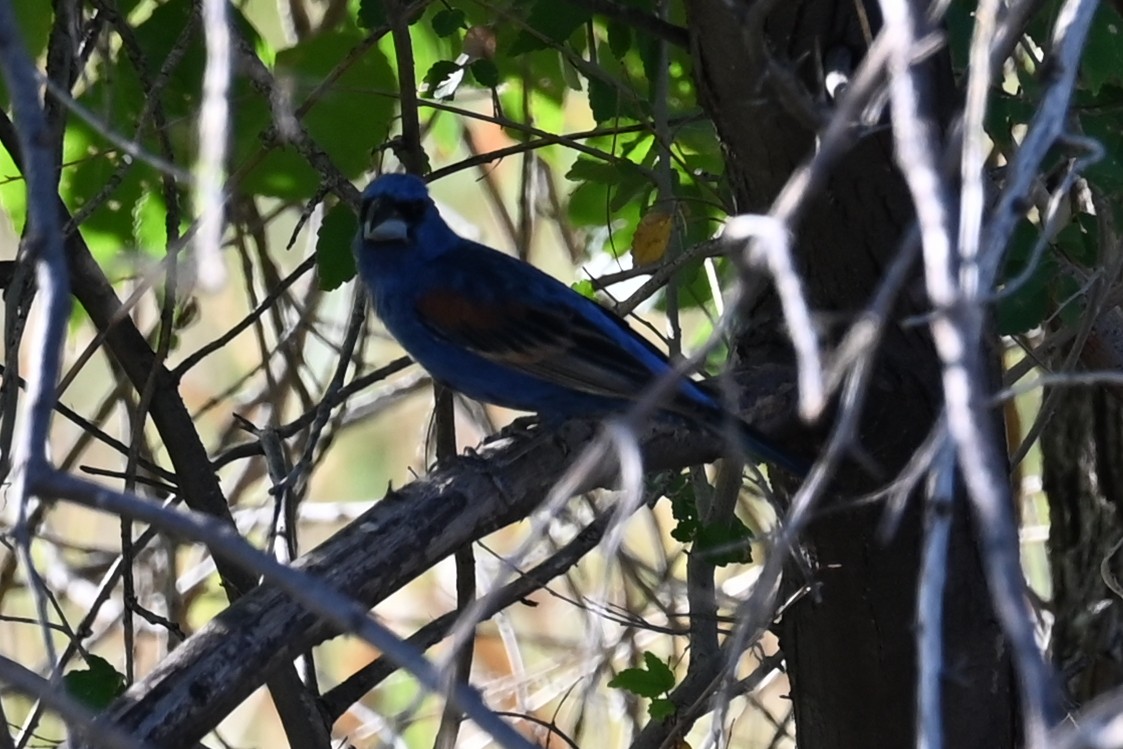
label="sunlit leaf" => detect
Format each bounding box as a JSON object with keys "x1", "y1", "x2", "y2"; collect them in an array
[
  {"x1": 608, "y1": 651, "x2": 675, "y2": 698},
  {"x1": 242, "y1": 31, "x2": 395, "y2": 198},
  {"x1": 571, "y1": 278, "x2": 598, "y2": 299},
  {"x1": 631, "y1": 209, "x2": 673, "y2": 265}
]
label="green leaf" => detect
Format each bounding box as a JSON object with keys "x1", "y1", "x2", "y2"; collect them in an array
[
  {"x1": 567, "y1": 156, "x2": 651, "y2": 231},
  {"x1": 663, "y1": 471, "x2": 751, "y2": 563},
  {"x1": 985, "y1": 93, "x2": 1035, "y2": 151},
  {"x1": 665, "y1": 473, "x2": 699, "y2": 543},
  {"x1": 432, "y1": 8, "x2": 466, "y2": 36},
  {"x1": 609, "y1": 653, "x2": 675, "y2": 699},
  {"x1": 276, "y1": 32, "x2": 395, "y2": 174},
  {"x1": 566, "y1": 156, "x2": 649, "y2": 209},
  {"x1": 0, "y1": 143, "x2": 26, "y2": 235},
  {"x1": 694, "y1": 518, "x2": 754, "y2": 566},
  {"x1": 1053, "y1": 273, "x2": 1085, "y2": 327},
  {"x1": 17, "y1": 0, "x2": 52, "y2": 58},
  {"x1": 588, "y1": 76, "x2": 621, "y2": 123},
  {"x1": 566, "y1": 156, "x2": 622, "y2": 183},
  {"x1": 242, "y1": 32, "x2": 396, "y2": 198},
  {"x1": 944, "y1": 0, "x2": 975, "y2": 72},
  {"x1": 64, "y1": 656, "x2": 126, "y2": 711},
  {"x1": 116, "y1": 0, "x2": 145, "y2": 14},
  {"x1": 1082, "y1": 4, "x2": 1123, "y2": 95},
  {"x1": 1053, "y1": 214, "x2": 1099, "y2": 266},
  {"x1": 239, "y1": 150, "x2": 321, "y2": 203},
  {"x1": 675, "y1": 119, "x2": 725, "y2": 178},
  {"x1": 607, "y1": 22, "x2": 632, "y2": 59},
  {"x1": 61, "y1": 124, "x2": 148, "y2": 267},
  {"x1": 132, "y1": 188, "x2": 175, "y2": 257},
  {"x1": 1078, "y1": 105, "x2": 1123, "y2": 192},
  {"x1": 131, "y1": 0, "x2": 206, "y2": 122},
  {"x1": 571, "y1": 278, "x2": 597, "y2": 299},
  {"x1": 586, "y1": 66, "x2": 645, "y2": 124},
  {"x1": 496, "y1": 50, "x2": 567, "y2": 134},
  {"x1": 609, "y1": 667, "x2": 665, "y2": 698},
  {"x1": 999, "y1": 220, "x2": 1044, "y2": 282},
  {"x1": 637, "y1": 33, "x2": 662, "y2": 91},
  {"x1": 508, "y1": 1, "x2": 590, "y2": 55},
  {"x1": 641, "y1": 651, "x2": 675, "y2": 692},
  {"x1": 567, "y1": 181, "x2": 610, "y2": 227},
  {"x1": 565, "y1": 157, "x2": 610, "y2": 182},
  {"x1": 995, "y1": 266, "x2": 1052, "y2": 335},
  {"x1": 648, "y1": 698, "x2": 676, "y2": 721},
  {"x1": 130, "y1": 0, "x2": 264, "y2": 126},
  {"x1": 609, "y1": 167, "x2": 652, "y2": 213},
  {"x1": 316, "y1": 203, "x2": 359, "y2": 291},
  {"x1": 358, "y1": 0, "x2": 387, "y2": 28},
  {"x1": 470, "y1": 59, "x2": 500, "y2": 88}
]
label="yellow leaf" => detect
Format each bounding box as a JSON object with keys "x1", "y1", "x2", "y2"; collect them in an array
[{"x1": 631, "y1": 210, "x2": 673, "y2": 265}]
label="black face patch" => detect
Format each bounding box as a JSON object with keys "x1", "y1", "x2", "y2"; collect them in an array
[{"x1": 360, "y1": 196, "x2": 428, "y2": 244}]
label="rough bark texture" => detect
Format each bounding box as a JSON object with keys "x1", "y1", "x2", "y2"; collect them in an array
[
  {"x1": 685, "y1": 0, "x2": 1016, "y2": 745},
  {"x1": 90, "y1": 422, "x2": 740, "y2": 748},
  {"x1": 1043, "y1": 386, "x2": 1123, "y2": 704}
]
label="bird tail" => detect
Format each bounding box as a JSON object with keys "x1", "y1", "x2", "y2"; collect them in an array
[
  {"x1": 669, "y1": 388, "x2": 809, "y2": 475},
  {"x1": 725, "y1": 418, "x2": 809, "y2": 477}
]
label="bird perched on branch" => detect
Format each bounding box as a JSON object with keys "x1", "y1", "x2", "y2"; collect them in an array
[{"x1": 353, "y1": 173, "x2": 805, "y2": 475}]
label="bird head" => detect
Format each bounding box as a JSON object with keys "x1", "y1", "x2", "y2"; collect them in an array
[{"x1": 358, "y1": 174, "x2": 435, "y2": 245}]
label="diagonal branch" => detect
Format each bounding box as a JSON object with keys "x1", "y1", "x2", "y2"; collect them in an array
[{"x1": 89, "y1": 420, "x2": 737, "y2": 747}]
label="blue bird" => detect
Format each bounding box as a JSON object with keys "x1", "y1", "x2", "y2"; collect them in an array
[{"x1": 354, "y1": 173, "x2": 804, "y2": 474}]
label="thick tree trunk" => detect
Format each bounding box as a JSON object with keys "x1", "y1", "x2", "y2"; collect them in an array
[
  {"x1": 1043, "y1": 385, "x2": 1123, "y2": 704},
  {"x1": 685, "y1": 0, "x2": 1017, "y2": 745}
]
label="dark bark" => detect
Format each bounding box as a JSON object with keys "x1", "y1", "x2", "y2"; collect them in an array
[
  {"x1": 684, "y1": 0, "x2": 1016, "y2": 745},
  {"x1": 1043, "y1": 386, "x2": 1123, "y2": 705}
]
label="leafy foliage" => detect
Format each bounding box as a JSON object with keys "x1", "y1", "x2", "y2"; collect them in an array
[
  {"x1": 63, "y1": 656, "x2": 127, "y2": 711},
  {"x1": 316, "y1": 202, "x2": 359, "y2": 290},
  {"x1": 667, "y1": 472, "x2": 755, "y2": 566},
  {"x1": 608, "y1": 651, "x2": 678, "y2": 720},
  {"x1": 960, "y1": 0, "x2": 1123, "y2": 336}
]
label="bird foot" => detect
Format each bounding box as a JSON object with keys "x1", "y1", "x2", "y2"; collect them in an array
[{"x1": 482, "y1": 415, "x2": 541, "y2": 445}]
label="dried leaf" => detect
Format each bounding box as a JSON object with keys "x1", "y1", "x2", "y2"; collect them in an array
[{"x1": 632, "y1": 210, "x2": 673, "y2": 265}]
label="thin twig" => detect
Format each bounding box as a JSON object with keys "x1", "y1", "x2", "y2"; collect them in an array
[{"x1": 916, "y1": 445, "x2": 955, "y2": 749}]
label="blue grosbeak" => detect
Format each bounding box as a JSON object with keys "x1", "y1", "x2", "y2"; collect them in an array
[{"x1": 354, "y1": 173, "x2": 804, "y2": 474}]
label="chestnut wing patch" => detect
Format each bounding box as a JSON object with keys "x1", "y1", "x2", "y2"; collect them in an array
[{"x1": 415, "y1": 290, "x2": 662, "y2": 398}]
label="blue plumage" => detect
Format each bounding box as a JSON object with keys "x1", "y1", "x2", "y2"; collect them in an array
[{"x1": 353, "y1": 173, "x2": 804, "y2": 474}]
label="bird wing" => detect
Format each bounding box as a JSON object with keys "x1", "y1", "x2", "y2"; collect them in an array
[{"x1": 414, "y1": 285, "x2": 672, "y2": 402}]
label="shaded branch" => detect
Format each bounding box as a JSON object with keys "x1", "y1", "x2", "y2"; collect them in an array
[{"x1": 91, "y1": 419, "x2": 747, "y2": 747}]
